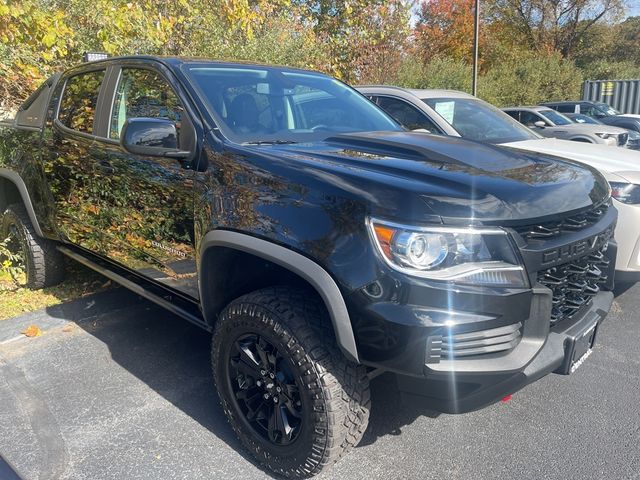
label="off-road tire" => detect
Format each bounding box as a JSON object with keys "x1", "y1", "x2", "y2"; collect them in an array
[
  {"x1": 0, "y1": 203, "x2": 64, "y2": 289},
  {"x1": 212, "y1": 286, "x2": 370, "y2": 478}
]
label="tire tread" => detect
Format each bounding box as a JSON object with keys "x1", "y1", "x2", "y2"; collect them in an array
[{"x1": 212, "y1": 286, "x2": 370, "y2": 478}]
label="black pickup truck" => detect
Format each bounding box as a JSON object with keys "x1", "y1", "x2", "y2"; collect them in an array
[{"x1": 0, "y1": 56, "x2": 617, "y2": 478}]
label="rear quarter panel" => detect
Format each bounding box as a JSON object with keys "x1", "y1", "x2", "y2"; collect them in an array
[{"x1": 0, "y1": 125, "x2": 59, "y2": 238}]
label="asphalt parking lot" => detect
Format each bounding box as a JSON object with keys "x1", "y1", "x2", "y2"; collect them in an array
[{"x1": 1, "y1": 284, "x2": 639, "y2": 480}]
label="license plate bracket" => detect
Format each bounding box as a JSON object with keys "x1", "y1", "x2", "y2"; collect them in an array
[{"x1": 557, "y1": 321, "x2": 599, "y2": 375}]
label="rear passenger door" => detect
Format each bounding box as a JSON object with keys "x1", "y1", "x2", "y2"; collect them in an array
[
  {"x1": 96, "y1": 64, "x2": 199, "y2": 297},
  {"x1": 43, "y1": 68, "x2": 108, "y2": 249}
]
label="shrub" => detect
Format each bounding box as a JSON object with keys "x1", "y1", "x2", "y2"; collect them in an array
[
  {"x1": 395, "y1": 55, "x2": 472, "y2": 92},
  {"x1": 580, "y1": 59, "x2": 640, "y2": 80},
  {"x1": 480, "y1": 51, "x2": 582, "y2": 106}
]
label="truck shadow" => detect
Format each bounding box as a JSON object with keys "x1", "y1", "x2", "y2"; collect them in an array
[{"x1": 44, "y1": 288, "x2": 436, "y2": 473}]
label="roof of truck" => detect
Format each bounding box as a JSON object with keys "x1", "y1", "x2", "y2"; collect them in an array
[{"x1": 71, "y1": 55, "x2": 323, "y2": 75}]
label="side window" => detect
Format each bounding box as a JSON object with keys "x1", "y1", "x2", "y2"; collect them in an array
[
  {"x1": 376, "y1": 96, "x2": 441, "y2": 132},
  {"x1": 110, "y1": 68, "x2": 183, "y2": 140},
  {"x1": 520, "y1": 111, "x2": 543, "y2": 127},
  {"x1": 58, "y1": 70, "x2": 105, "y2": 134},
  {"x1": 582, "y1": 105, "x2": 597, "y2": 116},
  {"x1": 504, "y1": 111, "x2": 520, "y2": 122},
  {"x1": 15, "y1": 80, "x2": 52, "y2": 128},
  {"x1": 555, "y1": 104, "x2": 574, "y2": 113}
]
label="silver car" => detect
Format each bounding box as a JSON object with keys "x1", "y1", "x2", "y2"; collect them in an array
[
  {"x1": 502, "y1": 106, "x2": 628, "y2": 147},
  {"x1": 356, "y1": 85, "x2": 640, "y2": 281}
]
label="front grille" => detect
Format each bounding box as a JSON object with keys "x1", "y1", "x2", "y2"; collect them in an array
[
  {"x1": 537, "y1": 246, "x2": 610, "y2": 325},
  {"x1": 618, "y1": 132, "x2": 629, "y2": 146},
  {"x1": 514, "y1": 203, "x2": 609, "y2": 242},
  {"x1": 441, "y1": 322, "x2": 522, "y2": 358}
]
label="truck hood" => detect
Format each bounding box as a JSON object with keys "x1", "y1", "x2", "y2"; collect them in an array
[
  {"x1": 252, "y1": 131, "x2": 608, "y2": 224},
  {"x1": 504, "y1": 137, "x2": 640, "y2": 182}
]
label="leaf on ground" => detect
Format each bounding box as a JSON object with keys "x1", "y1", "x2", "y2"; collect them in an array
[
  {"x1": 21, "y1": 325, "x2": 42, "y2": 337},
  {"x1": 62, "y1": 324, "x2": 73, "y2": 333}
]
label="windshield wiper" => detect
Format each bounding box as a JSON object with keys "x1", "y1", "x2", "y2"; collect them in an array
[{"x1": 244, "y1": 140, "x2": 298, "y2": 145}]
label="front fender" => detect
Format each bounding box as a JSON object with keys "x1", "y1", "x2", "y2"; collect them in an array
[{"x1": 199, "y1": 230, "x2": 360, "y2": 363}]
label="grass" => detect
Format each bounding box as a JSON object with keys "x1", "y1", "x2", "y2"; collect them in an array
[{"x1": 0, "y1": 261, "x2": 112, "y2": 320}]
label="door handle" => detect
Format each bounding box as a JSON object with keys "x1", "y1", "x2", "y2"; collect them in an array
[{"x1": 98, "y1": 160, "x2": 114, "y2": 174}]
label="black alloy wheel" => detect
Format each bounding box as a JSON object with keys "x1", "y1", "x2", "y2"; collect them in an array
[
  {"x1": 228, "y1": 333, "x2": 303, "y2": 445},
  {"x1": 1, "y1": 204, "x2": 64, "y2": 289}
]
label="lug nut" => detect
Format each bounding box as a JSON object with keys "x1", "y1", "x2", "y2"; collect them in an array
[
  {"x1": 260, "y1": 370, "x2": 266, "y2": 376},
  {"x1": 256, "y1": 380, "x2": 262, "y2": 387},
  {"x1": 273, "y1": 397, "x2": 279, "y2": 403},
  {"x1": 264, "y1": 393, "x2": 270, "y2": 400},
  {"x1": 276, "y1": 386, "x2": 281, "y2": 393},
  {"x1": 269, "y1": 373, "x2": 275, "y2": 379}
]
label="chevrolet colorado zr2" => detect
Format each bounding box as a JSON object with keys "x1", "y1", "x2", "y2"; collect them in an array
[{"x1": 0, "y1": 56, "x2": 617, "y2": 478}]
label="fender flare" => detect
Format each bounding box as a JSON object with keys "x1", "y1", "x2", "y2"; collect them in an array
[
  {"x1": 0, "y1": 168, "x2": 44, "y2": 237},
  {"x1": 200, "y1": 230, "x2": 359, "y2": 363}
]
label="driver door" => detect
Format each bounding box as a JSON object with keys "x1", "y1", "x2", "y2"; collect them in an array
[{"x1": 94, "y1": 65, "x2": 199, "y2": 297}]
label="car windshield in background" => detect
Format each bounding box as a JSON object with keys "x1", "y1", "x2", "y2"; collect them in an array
[
  {"x1": 539, "y1": 109, "x2": 573, "y2": 126},
  {"x1": 422, "y1": 97, "x2": 539, "y2": 144},
  {"x1": 185, "y1": 65, "x2": 401, "y2": 144},
  {"x1": 567, "y1": 113, "x2": 602, "y2": 125},
  {"x1": 595, "y1": 102, "x2": 620, "y2": 116}
]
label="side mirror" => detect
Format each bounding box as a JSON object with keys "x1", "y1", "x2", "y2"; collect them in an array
[
  {"x1": 120, "y1": 117, "x2": 190, "y2": 158},
  {"x1": 534, "y1": 121, "x2": 546, "y2": 128}
]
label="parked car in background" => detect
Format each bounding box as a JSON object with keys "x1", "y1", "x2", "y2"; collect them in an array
[
  {"x1": 566, "y1": 112, "x2": 640, "y2": 151},
  {"x1": 502, "y1": 106, "x2": 629, "y2": 147},
  {"x1": 542, "y1": 101, "x2": 640, "y2": 133},
  {"x1": 357, "y1": 86, "x2": 640, "y2": 281}
]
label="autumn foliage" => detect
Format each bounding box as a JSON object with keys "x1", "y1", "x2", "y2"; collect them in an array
[
  {"x1": 415, "y1": 0, "x2": 480, "y2": 62},
  {"x1": 0, "y1": 0, "x2": 639, "y2": 113}
]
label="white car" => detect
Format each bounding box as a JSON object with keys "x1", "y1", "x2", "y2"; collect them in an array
[
  {"x1": 502, "y1": 106, "x2": 630, "y2": 147},
  {"x1": 357, "y1": 86, "x2": 640, "y2": 282}
]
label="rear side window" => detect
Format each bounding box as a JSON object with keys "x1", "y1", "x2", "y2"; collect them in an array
[
  {"x1": 58, "y1": 70, "x2": 105, "y2": 134},
  {"x1": 554, "y1": 104, "x2": 575, "y2": 113},
  {"x1": 15, "y1": 80, "x2": 53, "y2": 128},
  {"x1": 504, "y1": 111, "x2": 520, "y2": 122},
  {"x1": 376, "y1": 96, "x2": 442, "y2": 133}
]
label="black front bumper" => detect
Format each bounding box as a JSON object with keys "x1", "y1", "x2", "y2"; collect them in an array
[
  {"x1": 394, "y1": 290, "x2": 612, "y2": 413},
  {"x1": 351, "y1": 204, "x2": 617, "y2": 414}
]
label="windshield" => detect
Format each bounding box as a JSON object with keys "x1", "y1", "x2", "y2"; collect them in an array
[
  {"x1": 595, "y1": 102, "x2": 620, "y2": 116},
  {"x1": 185, "y1": 65, "x2": 400, "y2": 143},
  {"x1": 538, "y1": 109, "x2": 573, "y2": 126},
  {"x1": 422, "y1": 97, "x2": 539, "y2": 144},
  {"x1": 568, "y1": 113, "x2": 602, "y2": 125}
]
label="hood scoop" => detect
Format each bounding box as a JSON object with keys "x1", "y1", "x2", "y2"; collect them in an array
[{"x1": 325, "y1": 132, "x2": 469, "y2": 167}]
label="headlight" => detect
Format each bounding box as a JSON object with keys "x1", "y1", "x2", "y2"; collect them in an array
[
  {"x1": 368, "y1": 218, "x2": 528, "y2": 287},
  {"x1": 595, "y1": 132, "x2": 612, "y2": 139},
  {"x1": 610, "y1": 182, "x2": 640, "y2": 204}
]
